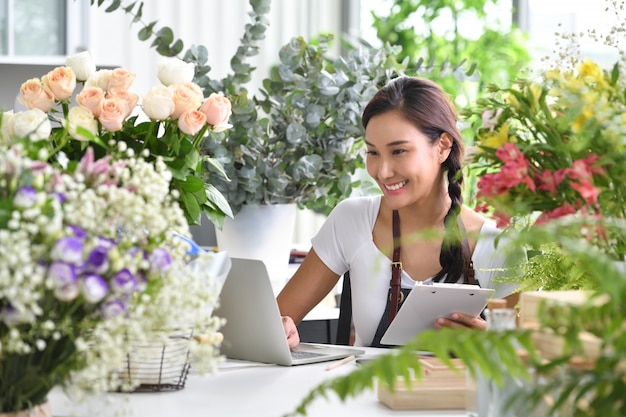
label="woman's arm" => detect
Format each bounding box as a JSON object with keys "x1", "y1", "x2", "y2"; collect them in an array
[
  {"x1": 276, "y1": 249, "x2": 341, "y2": 347},
  {"x1": 277, "y1": 249, "x2": 341, "y2": 323}
]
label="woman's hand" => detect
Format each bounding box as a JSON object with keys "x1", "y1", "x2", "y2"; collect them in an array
[
  {"x1": 281, "y1": 316, "x2": 300, "y2": 349},
  {"x1": 434, "y1": 312, "x2": 486, "y2": 330}
]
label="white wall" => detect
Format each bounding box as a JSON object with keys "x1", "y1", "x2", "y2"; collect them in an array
[{"x1": 87, "y1": 0, "x2": 342, "y2": 97}]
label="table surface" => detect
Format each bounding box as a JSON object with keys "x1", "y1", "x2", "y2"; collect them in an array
[{"x1": 48, "y1": 347, "x2": 466, "y2": 417}]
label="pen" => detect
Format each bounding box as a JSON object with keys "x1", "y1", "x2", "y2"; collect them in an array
[{"x1": 325, "y1": 355, "x2": 356, "y2": 371}]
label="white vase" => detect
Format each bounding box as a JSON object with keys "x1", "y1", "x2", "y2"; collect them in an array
[{"x1": 215, "y1": 204, "x2": 296, "y2": 285}]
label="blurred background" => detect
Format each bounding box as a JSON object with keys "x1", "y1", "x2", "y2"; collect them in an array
[{"x1": 0, "y1": 0, "x2": 620, "y2": 245}]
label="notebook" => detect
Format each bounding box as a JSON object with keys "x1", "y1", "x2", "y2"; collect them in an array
[
  {"x1": 214, "y1": 257, "x2": 365, "y2": 366},
  {"x1": 380, "y1": 281, "x2": 495, "y2": 346}
]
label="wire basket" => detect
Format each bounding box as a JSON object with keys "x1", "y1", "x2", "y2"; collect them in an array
[{"x1": 117, "y1": 328, "x2": 193, "y2": 392}]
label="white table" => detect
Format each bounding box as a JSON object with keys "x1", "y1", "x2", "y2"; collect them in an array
[{"x1": 48, "y1": 347, "x2": 466, "y2": 417}]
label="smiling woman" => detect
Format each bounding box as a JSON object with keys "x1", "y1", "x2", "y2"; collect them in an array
[{"x1": 277, "y1": 76, "x2": 522, "y2": 350}]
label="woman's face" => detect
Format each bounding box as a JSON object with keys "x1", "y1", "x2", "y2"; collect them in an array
[{"x1": 365, "y1": 111, "x2": 448, "y2": 210}]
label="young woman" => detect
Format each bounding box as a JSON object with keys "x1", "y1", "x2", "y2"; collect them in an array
[{"x1": 277, "y1": 76, "x2": 520, "y2": 348}]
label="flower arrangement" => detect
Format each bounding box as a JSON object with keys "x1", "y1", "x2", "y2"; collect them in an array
[
  {"x1": 91, "y1": 0, "x2": 407, "y2": 216},
  {"x1": 0, "y1": 143, "x2": 224, "y2": 413},
  {"x1": 1, "y1": 50, "x2": 233, "y2": 226},
  {"x1": 464, "y1": 57, "x2": 626, "y2": 259}
]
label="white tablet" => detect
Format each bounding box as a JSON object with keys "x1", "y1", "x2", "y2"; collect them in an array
[{"x1": 380, "y1": 282, "x2": 495, "y2": 346}]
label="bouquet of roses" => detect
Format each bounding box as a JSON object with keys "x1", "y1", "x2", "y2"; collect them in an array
[
  {"x1": 0, "y1": 50, "x2": 232, "y2": 226},
  {"x1": 465, "y1": 58, "x2": 626, "y2": 258},
  {"x1": 0, "y1": 144, "x2": 224, "y2": 413}
]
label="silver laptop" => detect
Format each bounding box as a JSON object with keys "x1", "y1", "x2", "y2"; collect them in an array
[{"x1": 214, "y1": 257, "x2": 364, "y2": 366}]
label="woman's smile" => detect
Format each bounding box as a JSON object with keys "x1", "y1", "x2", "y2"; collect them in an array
[{"x1": 383, "y1": 180, "x2": 408, "y2": 192}]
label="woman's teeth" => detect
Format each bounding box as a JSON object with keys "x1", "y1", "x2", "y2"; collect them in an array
[{"x1": 385, "y1": 181, "x2": 407, "y2": 191}]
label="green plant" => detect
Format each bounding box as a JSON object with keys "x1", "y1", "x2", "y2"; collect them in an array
[
  {"x1": 89, "y1": 0, "x2": 479, "y2": 216},
  {"x1": 370, "y1": 0, "x2": 530, "y2": 102}
]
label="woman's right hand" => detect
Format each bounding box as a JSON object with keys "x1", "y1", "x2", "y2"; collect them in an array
[{"x1": 281, "y1": 315, "x2": 300, "y2": 349}]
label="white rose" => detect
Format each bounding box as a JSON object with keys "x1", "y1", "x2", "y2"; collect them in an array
[
  {"x1": 0, "y1": 111, "x2": 15, "y2": 144},
  {"x1": 85, "y1": 69, "x2": 113, "y2": 92},
  {"x1": 157, "y1": 58, "x2": 195, "y2": 86},
  {"x1": 142, "y1": 85, "x2": 175, "y2": 120},
  {"x1": 64, "y1": 106, "x2": 98, "y2": 141},
  {"x1": 12, "y1": 109, "x2": 51, "y2": 142},
  {"x1": 66, "y1": 50, "x2": 96, "y2": 82}
]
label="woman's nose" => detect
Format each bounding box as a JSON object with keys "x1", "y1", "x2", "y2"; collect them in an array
[{"x1": 377, "y1": 158, "x2": 394, "y2": 179}]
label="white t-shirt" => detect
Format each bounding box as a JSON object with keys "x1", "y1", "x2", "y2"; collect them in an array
[{"x1": 311, "y1": 195, "x2": 520, "y2": 346}]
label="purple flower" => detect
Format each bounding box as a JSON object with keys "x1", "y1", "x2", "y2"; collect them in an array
[
  {"x1": 101, "y1": 300, "x2": 127, "y2": 318},
  {"x1": 80, "y1": 273, "x2": 109, "y2": 303},
  {"x1": 128, "y1": 246, "x2": 147, "y2": 260},
  {"x1": 51, "y1": 191, "x2": 67, "y2": 203},
  {"x1": 94, "y1": 236, "x2": 116, "y2": 249},
  {"x1": 51, "y1": 236, "x2": 84, "y2": 264},
  {"x1": 14, "y1": 186, "x2": 37, "y2": 209},
  {"x1": 112, "y1": 268, "x2": 138, "y2": 293},
  {"x1": 85, "y1": 246, "x2": 110, "y2": 275},
  {"x1": 68, "y1": 225, "x2": 87, "y2": 239},
  {"x1": 48, "y1": 261, "x2": 77, "y2": 285},
  {"x1": 149, "y1": 248, "x2": 172, "y2": 274},
  {"x1": 48, "y1": 261, "x2": 79, "y2": 301}
]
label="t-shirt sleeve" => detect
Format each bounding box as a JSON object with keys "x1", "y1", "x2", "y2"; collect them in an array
[{"x1": 311, "y1": 198, "x2": 366, "y2": 276}]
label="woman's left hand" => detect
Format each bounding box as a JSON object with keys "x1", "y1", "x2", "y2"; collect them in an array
[{"x1": 434, "y1": 312, "x2": 486, "y2": 330}]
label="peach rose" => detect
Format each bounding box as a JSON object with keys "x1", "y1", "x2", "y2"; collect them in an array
[
  {"x1": 77, "y1": 86, "x2": 104, "y2": 117},
  {"x1": 171, "y1": 82, "x2": 204, "y2": 119},
  {"x1": 65, "y1": 106, "x2": 98, "y2": 141},
  {"x1": 18, "y1": 78, "x2": 55, "y2": 112},
  {"x1": 98, "y1": 97, "x2": 128, "y2": 132},
  {"x1": 42, "y1": 66, "x2": 77, "y2": 101},
  {"x1": 66, "y1": 50, "x2": 96, "y2": 82},
  {"x1": 12, "y1": 109, "x2": 51, "y2": 142},
  {"x1": 142, "y1": 85, "x2": 175, "y2": 120},
  {"x1": 200, "y1": 93, "x2": 232, "y2": 127},
  {"x1": 85, "y1": 69, "x2": 113, "y2": 92},
  {"x1": 178, "y1": 110, "x2": 207, "y2": 135},
  {"x1": 108, "y1": 68, "x2": 136, "y2": 91},
  {"x1": 108, "y1": 88, "x2": 139, "y2": 118}
]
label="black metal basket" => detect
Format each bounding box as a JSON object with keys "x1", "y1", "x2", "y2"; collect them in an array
[{"x1": 118, "y1": 328, "x2": 192, "y2": 392}]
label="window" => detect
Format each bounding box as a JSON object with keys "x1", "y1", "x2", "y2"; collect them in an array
[{"x1": 0, "y1": 0, "x2": 87, "y2": 58}]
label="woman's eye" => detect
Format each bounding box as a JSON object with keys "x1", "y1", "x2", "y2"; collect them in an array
[
  {"x1": 392, "y1": 149, "x2": 406, "y2": 155},
  {"x1": 366, "y1": 150, "x2": 379, "y2": 156}
]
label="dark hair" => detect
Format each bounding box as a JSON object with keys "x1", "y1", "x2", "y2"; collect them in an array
[{"x1": 362, "y1": 76, "x2": 470, "y2": 284}]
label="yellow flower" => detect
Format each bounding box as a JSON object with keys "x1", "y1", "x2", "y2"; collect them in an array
[
  {"x1": 577, "y1": 58, "x2": 605, "y2": 85},
  {"x1": 526, "y1": 82, "x2": 543, "y2": 113},
  {"x1": 478, "y1": 122, "x2": 512, "y2": 150}
]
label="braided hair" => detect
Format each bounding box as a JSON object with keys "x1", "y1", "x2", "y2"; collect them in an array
[{"x1": 361, "y1": 76, "x2": 471, "y2": 284}]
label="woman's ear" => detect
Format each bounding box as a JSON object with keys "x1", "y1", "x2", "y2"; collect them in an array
[{"x1": 438, "y1": 132, "x2": 453, "y2": 162}]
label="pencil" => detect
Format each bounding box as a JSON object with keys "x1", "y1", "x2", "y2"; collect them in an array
[{"x1": 325, "y1": 355, "x2": 356, "y2": 371}]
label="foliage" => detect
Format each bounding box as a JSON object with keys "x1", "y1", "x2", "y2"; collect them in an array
[
  {"x1": 464, "y1": 58, "x2": 626, "y2": 260},
  {"x1": 0, "y1": 145, "x2": 224, "y2": 413},
  {"x1": 1, "y1": 51, "x2": 233, "y2": 226},
  {"x1": 90, "y1": 0, "x2": 478, "y2": 216},
  {"x1": 370, "y1": 0, "x2": 530, "y2": 105},
  {"x1": 285, "y1": 219, "x2": 626, "y2": 417}
]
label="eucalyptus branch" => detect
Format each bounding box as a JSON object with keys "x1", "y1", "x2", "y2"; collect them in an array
[{"x1": 89, "y1": 0, "x2": 184, "y2": 57}]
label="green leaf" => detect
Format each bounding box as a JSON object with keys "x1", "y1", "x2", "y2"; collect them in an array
[
  {"x1": 138, "y1": 21, "x2": 157, "y2": 41},
  {"x1": 104, "y1": 0, "x2": 121, "y2": 12},
  {"x1": 178, "y1": 176, "x2": 204, "y2": 193}
]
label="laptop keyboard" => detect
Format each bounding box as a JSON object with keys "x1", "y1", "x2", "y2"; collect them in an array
[{"x1": 291, "y1": 350, "x2": 325, "y2": 359}]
